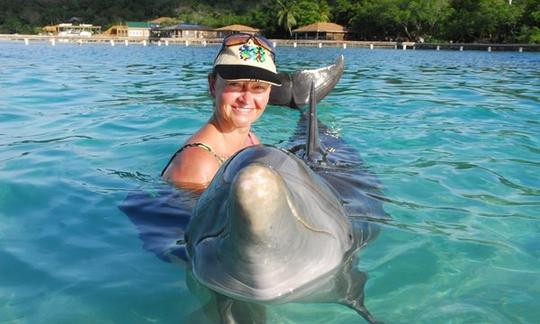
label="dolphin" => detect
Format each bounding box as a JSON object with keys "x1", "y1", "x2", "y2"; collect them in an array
[
  {"x1": 185, "y1": 78, "x2": 388, "y2": 322},
  {"x1": 120, "y1": 57, "x2": 388, "y2": 323}
]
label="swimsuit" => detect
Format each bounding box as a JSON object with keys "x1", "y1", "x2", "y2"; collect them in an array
[{"x1": 160, "y1": 133, "x2": 256, "y2": 176}]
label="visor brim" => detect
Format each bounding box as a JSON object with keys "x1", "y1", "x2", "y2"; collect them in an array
[{"x1": 215, "y1": 65, "x2": 282, "y2": 86}]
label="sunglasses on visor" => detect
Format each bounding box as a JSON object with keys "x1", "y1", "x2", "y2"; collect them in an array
[{"x1": 218, "y1": 33, "x2": 276, "y2": 60}]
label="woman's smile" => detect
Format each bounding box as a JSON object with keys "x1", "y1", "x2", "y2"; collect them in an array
[{"x1": 232, "y1": 105, "x2": 256, "y2": 115}]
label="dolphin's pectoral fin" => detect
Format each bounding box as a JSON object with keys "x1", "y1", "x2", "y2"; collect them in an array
[
  {"x1": 337, "y1": 260, "x2": 381, "y2": 324},
  {"x1": 344, "y1": 297, "x2": 382, "y2": 324},
  {"x1": 215, "y1": 294, "x2": 267, "y2": 324},
  {"x1": 119, "y1": 188, "x2": 193, "y2": 263}
]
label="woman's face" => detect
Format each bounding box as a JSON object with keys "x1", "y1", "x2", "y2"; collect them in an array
[{"x1": 209, "y1": 75, "x2": 271, "y2": 130}]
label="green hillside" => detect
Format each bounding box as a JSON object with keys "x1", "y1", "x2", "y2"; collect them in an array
[{"x1": 0, "y1": 0, "x2": 538, "y2": 43}]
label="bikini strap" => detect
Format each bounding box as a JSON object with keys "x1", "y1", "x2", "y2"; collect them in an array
[
  {"x1": 160, "y1": 142, "x2": 226, "y2": 176},
  {"x1": 181, "y1": 143, "x2": 226, "y2": 164}
]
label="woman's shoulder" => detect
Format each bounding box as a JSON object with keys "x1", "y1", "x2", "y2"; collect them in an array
[{"x1": 162, "y1": 144, "x2": 221, "y2": 189}]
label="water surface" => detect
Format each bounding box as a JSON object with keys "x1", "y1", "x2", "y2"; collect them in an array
[{"x1": 1, "y1": 42, "x2": 539, "y2": 323}]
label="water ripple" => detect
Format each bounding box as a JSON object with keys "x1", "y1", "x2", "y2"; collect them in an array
[{"x1": 1, "y1": 43, "x2": 539, "y2": 323}]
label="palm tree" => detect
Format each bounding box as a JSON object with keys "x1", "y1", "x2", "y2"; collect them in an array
[{"x1": 276, "y1": 0, "x2": 297, "y2": 37}]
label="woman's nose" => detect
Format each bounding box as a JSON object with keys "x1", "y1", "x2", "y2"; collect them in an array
[{"x1": 238, "y1": 88, "x2": 253, "y2": 103}]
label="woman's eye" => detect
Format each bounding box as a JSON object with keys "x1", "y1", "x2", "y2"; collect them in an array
[{"x1": 252, "y1": 84, "x2": 269, "y2": 93}]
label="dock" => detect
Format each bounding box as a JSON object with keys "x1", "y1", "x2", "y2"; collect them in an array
[{"x1": 1, "y1": 34, "x2": 538, "y2": 52}]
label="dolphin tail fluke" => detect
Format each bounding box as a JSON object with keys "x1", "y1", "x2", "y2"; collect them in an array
[
  {"x1": 269, "y1": 55, "x2": 345, "y2": 108},
  {"x1": 305, "y1": 81, "x2": 326, "y2": 162},
  {"x1": 268, "y1": 72, "x2": 295, "y2": 107}
]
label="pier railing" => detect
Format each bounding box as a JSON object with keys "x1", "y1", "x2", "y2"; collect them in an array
[{"x1": 1, "y1": 34, "x2": 538, "y2": 52}]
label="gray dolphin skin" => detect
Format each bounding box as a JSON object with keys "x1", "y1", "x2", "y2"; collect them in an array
[
  {"x1": 185, "y1": 59, "x2": 389, "y2": 323},
  {"x1": 120, "y1": 57, "x2": 389, "y2": 323},
  {"x1": 269, "y1": 55, "x2": 345, "y2": 108}
]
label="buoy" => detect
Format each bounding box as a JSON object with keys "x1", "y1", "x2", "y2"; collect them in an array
[
  {"x1": 158, "y1": 41, "x2": 162, "y2": 46},
  {"x1": 293, "y1": 42, "x2": 297, "y2": 48},
  {"x1": 436, "y1": 45, "x2": 440, "y2": 51},
  {"x1": 342, "y1": 43, "x2": 347, "y2": 49},
  {"x1": 185, "y1": 40, "x2": 189, "y2": 46},
  {"x1": 110, "y1": 39, "x2": 115, "y2": 46},
  {"x1": 402, "y1": 44, "x2": 406, "y2": 50},
  {"x1": 519, "y1": 47, "x2": 523, "y2": 52},
  {"x1": 143, "y1": 40, "x2": 147, "y2": 46},
  {"x1": 370, "y1": 44, "x2": 374, "y2": 50},
  {"x1": 24, "y1": 38, "x2": 29, "y2": 45},
  {"x1": 203, "y1": 40, "x2": 207, "y2": 47},
  {"x1": 487, "y1": 46, "x2": 492, "y2": 52},
  {"x1": 165, "y1": 40, "x2": 169, "y2": 46},
  {"x1": 318, "y1": 43, "x2": 322, "y2": 48},
  {"x1": 459, "y1": 46, "x2": 463, "y2": 51},
  {"x1": 50, "y1": 38, "x2": 56, "y2": 46},
  {"x1": 124, "y1": 39, "x2": 128, "y2": 46}
]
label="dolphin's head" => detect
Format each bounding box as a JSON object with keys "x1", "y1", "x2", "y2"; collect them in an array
[{"x1": 186, "y1": 145, "x2": 353, "y2": 302}]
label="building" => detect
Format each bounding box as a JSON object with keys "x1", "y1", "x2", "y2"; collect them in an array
[
  {"x1": 160, "y1": 23, "x2": 217, "y2": 39},
  {"x1": 126, "y1": 22, "x2": 154, "y2": 38},
  {"x1": 41, "y1": 23, "x2": 101, "y2": 37},
  {"x1": 215, "y1": 24, "x2": 261, "y2": 38},
  {"x1": 292, "y1": 22, "x2": 350, "y2": 41},
  {"x1": 102, "y1": 25, "x2": 128, "y2": 37}
]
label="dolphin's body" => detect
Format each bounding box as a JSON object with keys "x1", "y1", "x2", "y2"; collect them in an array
[
  {"x1": 121, "y1": 57, "x2": 388, "y2": 323},
  {"x1": 185, "y1": 79, "x2": 388, "y2": 322}
]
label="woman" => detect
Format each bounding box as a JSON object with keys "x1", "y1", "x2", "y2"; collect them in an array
[{"x1": 162, "y1": 33, "x2": 281, "y2": 191}]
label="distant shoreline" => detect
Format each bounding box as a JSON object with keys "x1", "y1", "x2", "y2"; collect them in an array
[{"x1": 1, "y1": 34, "x2": 539, "y2": 52}]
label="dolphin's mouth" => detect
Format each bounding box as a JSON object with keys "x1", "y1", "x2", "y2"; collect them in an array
[{"x1": 283, "y1": 180, "x2": 338, "y2": 238}]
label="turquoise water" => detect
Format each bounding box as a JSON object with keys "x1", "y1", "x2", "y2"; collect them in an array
[{"x1": 1, "y1": 41, "x2": 539, "y2": 323}]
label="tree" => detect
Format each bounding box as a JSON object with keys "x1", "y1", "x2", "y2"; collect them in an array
[
  {"x1": 276, "y1": 0, "x2": 298, "y2": 37},
  {"x1": 445, "y1": 0, "x2": 524, "y2": 43}
]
